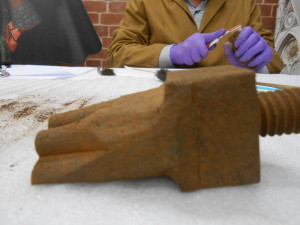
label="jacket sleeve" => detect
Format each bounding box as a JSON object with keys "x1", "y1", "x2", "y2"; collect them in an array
[
  {"x1": 108, "y1": 0, "x2": 166, "y2": 68},
  {"x1": 248, "y1": 0, "x2": 283, "y2": 73}
]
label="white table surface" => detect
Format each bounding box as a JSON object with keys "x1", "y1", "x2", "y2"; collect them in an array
[{"x1": 0, "y1": 66, "x2": 299, "y2": 225}]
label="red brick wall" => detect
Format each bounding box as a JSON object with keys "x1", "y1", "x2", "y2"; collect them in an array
[{"x1": 82, "y1": 0, "x2": 279, "y2": 67}]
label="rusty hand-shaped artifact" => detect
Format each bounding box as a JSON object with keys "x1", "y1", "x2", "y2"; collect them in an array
[{"x1": 32, "y1": 65, "x2": 300, "y2": 192}]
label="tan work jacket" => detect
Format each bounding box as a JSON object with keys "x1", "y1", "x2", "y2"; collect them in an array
[{"x1": 109, "y1": 0, "x2": 283, "y2": 73}]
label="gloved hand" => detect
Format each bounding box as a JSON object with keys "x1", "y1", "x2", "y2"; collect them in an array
[
  {"x1": 170, "y1": 29, "x2": 226, "y2": 66},
  {"x1": 224, "y1": 26, "x2": 273, "y2": 72}
]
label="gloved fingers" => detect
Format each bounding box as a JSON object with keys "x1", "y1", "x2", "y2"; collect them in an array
[
  {"x1": 189, "y1": 31, "x2": 215, "y2": 63},
  {"x1": 235, "y1": 26, "x2": 254, "y2": 48},
  {"x1": 224, "y1": 42, "x2": 235, "y2": 57},
  {"x1": 208, "y1": 43, "x2": 217, "y2": 51},
  {"x1": 189, "y1": 34, "x2": 208, "y2": 63},
  {"x1": 194, "y1": 34, "x2": 209, "y2": 59},
  {"x1": 183, "y1": 55, "x2": 195, "y2": 65},
  {"x1": 198, "y1": 45, "x2": 209, "y2": 60},
  {"x1": 224, "y1": 42, "x2": 251, "y2": 69},
  {"x1": 204, "y1": 28, "x2": 226, "y2": 44},
  {"x1": 224, "y1": 42, "x2": 242, "y2": 66},
  {"x1": 191, "y1": 48, "x2": 202, "y2": 63},
  {"x1": 170, "y1": 33, "x2": 200, "y2": 65},
  {"x1": 247, "y1": 45, "x2": 273, "y2": 68},
  {"x1": 175, "y1": 47, "x2": 194, "y2": 65},
  {"x1": 170, "y1": 30, "x2": 225, "y2": 66},
  {"x1": 235, "y1": 31, "x2": 261, "y2": 58},
  {"x1": 185, "y1": 33, "x2": 203, "y2": 48},
  {"x1": 239, "y1": 37, "x2": 266, "y2": 62},
  {"x1": 254, "y1": 62, "x2": 268, "y2": 72}
]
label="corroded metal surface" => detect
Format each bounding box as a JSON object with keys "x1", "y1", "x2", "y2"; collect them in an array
[
  {"x1": 32, "y1": 66, "x2": 263, "y2": 191},
  {"x1": 259, "y1": 88, "x2": 300, "y2": 136}
]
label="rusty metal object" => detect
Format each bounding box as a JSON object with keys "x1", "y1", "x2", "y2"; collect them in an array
[
  {"x1": 227, "y1": 30, "x2": 255, "y2": 69},
  {"x1": 228, "y1": 30, "x2": 240, "y2": 48},
  {"x1": 31, "y1": 66, "x2": 299, "y2": 191},
  {"x1": 259, "y1": 87, "x2": 300, "y2": 136}
]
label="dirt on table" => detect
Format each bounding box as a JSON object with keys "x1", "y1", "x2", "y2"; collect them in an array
[
  {"x1": 0, "y1": 96, "x2": 95, "y2": 147},
  {"x1": 0, "y1": 97, "x2": 93, "y2": 122}
]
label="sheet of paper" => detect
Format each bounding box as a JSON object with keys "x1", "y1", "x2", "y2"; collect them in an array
[
  {"x1": 5, "y1": 65, "x2": 96, "y2": 79},
  {"x1": 122, "y1": 66, "x2": 185, "y2": 78},
  {"x1": 256, "y1": 73, "x2": 300, "y2": 87}
]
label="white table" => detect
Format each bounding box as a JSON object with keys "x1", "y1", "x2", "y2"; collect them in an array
[{"x1": 0, "y1": 66, "x2": 299, "y2": 225}]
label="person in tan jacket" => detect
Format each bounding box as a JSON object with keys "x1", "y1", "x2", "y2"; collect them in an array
[{"x1": 108, "y1": 0, "x2": 283, "y2": 73}]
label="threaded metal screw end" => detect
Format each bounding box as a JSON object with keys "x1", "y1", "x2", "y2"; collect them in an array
[{"x1": 259, "y1": 88, "x2": 300, "y2": 136}]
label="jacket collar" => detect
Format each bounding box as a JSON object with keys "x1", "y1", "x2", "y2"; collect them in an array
[
  {"x1": 174, "y1": 0, "x2": 194, "y2": 19},
  {"x1": 199, "y1": 0, "x2": 226, "y2": 32},
  {"x1": 173, "y1": 0, "x2": 226, "y2": 32}
]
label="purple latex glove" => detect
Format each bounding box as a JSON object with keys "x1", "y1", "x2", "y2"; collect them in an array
[
  {"x1": 224, "y1": 26, "x2": 273, "y2": 72},
  {"x1": 170, "y1": 29, "x2": 226, "y2": 66}
]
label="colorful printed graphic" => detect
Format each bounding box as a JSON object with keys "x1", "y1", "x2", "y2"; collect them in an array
[
  {"x1": 256, "y1": 85, "x2": 283, "y2": 93},
  {"x1": 0, "y1": 0, "x2": 102, "y2": 65}
]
